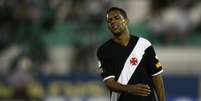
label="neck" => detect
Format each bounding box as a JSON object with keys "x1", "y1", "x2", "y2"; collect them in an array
[{"x1": 113, "y1": 31, "x2": 130, "y2": 46}]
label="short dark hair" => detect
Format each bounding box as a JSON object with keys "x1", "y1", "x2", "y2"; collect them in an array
[{"x1": 106, "y1": 7, "x2": 128, "y2": 19}]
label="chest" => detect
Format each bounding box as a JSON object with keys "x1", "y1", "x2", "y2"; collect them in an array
[{"x1": 111, "y1": 46, "x2": 133, "y2": 62}]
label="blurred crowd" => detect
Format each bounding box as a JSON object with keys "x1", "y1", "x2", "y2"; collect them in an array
[
  {"x1": 0, "y1": 0, "x2": 110, "y2": 100},
  {"x1": 0, "y1": 0, "x2": 200, "y2": 100},
  {"x1": 0, "y1": 0, "x2": 110, "y2": 75},
  {"x1": 147, "y1": 0, "x2": 201, "y2": 45}
]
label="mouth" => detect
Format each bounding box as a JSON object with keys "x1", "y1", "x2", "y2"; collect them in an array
[{"x1": 111, "y1": 24, "x2": 119, "y2": 30}]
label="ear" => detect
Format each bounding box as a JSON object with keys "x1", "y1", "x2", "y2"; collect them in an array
[
  {"x1": 124, "y1": 19, "x2": 129, "y2": 25},
  {"x1": 125, "y1": 19, "x2": 129, "y2": 25}
]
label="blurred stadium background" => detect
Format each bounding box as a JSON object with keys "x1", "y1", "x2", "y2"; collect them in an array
[{"x1": 0, "y1": 0, "x2": 201, "y2": 101}]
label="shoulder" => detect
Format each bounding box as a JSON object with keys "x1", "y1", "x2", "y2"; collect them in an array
[
  {"x1": 138, "y1": 37, "x2": 152, "y2": 46},
  {"x1": 138, "y1": 37, "x2": 156, "y2": 53},
  {"x1": 130, "y1": 35, "x2": 152, "y2": 46},
  {"x1": 97, "y1": 39, "x2": 113, "y2": 56},
  {"x1": 97, "y1": 39, "x2": 113, "y2": 50}
]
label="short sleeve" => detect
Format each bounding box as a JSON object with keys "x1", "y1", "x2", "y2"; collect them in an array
[
  {"x1": 97, "y1": 48, "x2": 115, "y2": 81},
  {"x1": 144, "y1": 46, "x2": 163, "y2": 76}
]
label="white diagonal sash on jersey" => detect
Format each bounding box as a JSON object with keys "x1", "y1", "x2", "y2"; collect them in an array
[{"x1": 111, "y1": 37, "x2": 151, "y2": 101}]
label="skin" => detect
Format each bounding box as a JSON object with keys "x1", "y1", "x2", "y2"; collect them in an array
[
  {"x1": 105, "y1": 10, "x2": 165, "y2": 101},
  {"x1": 153, "y1": 75, "x2": 166, "y2": 101},
  {"x1": 106, "y1": 10, "x2": 130, "y2": 47}
]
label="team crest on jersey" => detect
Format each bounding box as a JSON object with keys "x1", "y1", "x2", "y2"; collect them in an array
[{"x1": 130, "y1": 56, "x2": 138, "y2": 65}]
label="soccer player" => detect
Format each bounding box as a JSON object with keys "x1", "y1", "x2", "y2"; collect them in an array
[{"x1": 97, "y1": 7, "x2": 165, "y2": 101}]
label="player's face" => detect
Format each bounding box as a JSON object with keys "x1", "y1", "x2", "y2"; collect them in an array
[{"x1": 106, "y1": 10, "x2": 128, "y2": 36}]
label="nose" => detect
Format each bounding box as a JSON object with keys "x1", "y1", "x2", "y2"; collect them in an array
[
  {"x1": 110, "y1": 19, "x2": 117, "y2": 25},
  {"x1": 110, "y1": 18, "x2": 116, "y2": 23},
  {"x1": 111, "y1": 22, "x2": 115, "y2": 26}
]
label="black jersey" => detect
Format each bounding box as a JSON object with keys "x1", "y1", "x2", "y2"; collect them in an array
[{"x1": 97, "y1": 35, "x2": 163, "y2": 101}]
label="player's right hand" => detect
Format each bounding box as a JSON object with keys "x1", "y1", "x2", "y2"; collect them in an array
[{"x1": 127, "y1": 84, "x2": 151, "y2": 96}]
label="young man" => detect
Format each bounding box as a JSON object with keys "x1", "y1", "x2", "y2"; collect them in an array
[{"x1": 97, "y1": 7, "x2": 165, "y2": 101}]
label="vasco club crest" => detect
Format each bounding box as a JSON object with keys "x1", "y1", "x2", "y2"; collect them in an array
[{"x1": 130, "y1": 56, "x2": 138, "y2": 65}]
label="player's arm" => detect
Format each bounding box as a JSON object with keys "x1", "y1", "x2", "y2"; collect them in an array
[
  {"x1": 152, "y1": 74, "x2": 165, "y2": 101},
  {"x1": 104, "y1": 78, "x2": 151, "y2": 96},
  {"x1": 144, "y1": 45, "x2": 166, "y2": 101}
]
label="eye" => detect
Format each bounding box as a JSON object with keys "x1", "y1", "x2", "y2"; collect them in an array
[{"x1": 114, "y1": 16, "x2": 120, "y2": 20}]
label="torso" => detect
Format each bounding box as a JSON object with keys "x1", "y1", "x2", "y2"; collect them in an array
[{"x1": 98, "y1": 35, "x2": 157, "y2": 101}]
